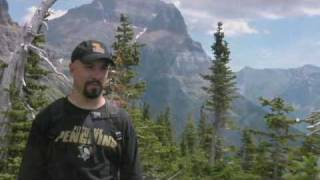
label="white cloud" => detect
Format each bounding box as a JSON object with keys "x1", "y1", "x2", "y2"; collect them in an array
[
  {"x1": 181, "y1": 8, "x2": 212, "y2": 30},
  {"x1": 22, "y1": 6, "x2": 37, "y2": 24},
  {"x1": 207, "y1": 20, "x2": 258, "y2": 37},
  {"x1": 300, "y1": 7, "x2": 320, "y2": 16},
  {"x1": 172, "y1": 0, "x2": 181, "y2": 8},
  {"x1": 222, "y1": 20, "x2": 258, "y2": 37},
  {"x1": 182, "y1": 8, "x2": 212, "y2": 20},
  {"x1": 161, "y1": 0, "x2": 320, "y2": 37},
  {"x1": 257, "y1": 12, "x2": 283, "y2": 20}
]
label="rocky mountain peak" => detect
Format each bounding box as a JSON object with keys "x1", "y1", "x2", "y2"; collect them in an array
[
  {"x1": 148, "y1": 3, "x2": 187, "y2": 34},
  {"x1": 0, "y1": 0, "x2": 11, "y2": 24}
]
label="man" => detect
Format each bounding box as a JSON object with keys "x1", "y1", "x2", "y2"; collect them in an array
[{"x1": 18, "y1": 40, "x2": 143, "y2": 180}]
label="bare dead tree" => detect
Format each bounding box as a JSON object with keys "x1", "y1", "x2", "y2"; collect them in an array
[{"x1": 0, "y1": 0, "x2": 60, "y2": 143}]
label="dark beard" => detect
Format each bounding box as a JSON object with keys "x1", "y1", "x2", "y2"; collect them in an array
[{"x1": 83, "y1": 80, "x2": 103, "y2": 99}]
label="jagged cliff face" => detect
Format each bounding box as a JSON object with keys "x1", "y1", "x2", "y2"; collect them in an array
[
  {"x1": 0, "y1": 0, "x2": 21, "y2": 63},
  {"x1": 47, "y1": 0, "x2": 210, "y2": 131},
  {"x1": 0, "y1": 0, "x2": 11, "y2": 24}
]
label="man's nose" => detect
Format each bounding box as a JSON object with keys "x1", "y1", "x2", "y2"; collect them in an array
[{"x1": 91, "y1": 68, "x2": 105, "y2": 79}]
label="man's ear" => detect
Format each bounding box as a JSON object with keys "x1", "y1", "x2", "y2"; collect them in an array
[{"x1": 69, "y1": 62, "x2": 74, "y2": 74}]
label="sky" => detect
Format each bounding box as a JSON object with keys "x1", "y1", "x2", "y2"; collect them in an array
[{"x1": 7, "y1": 0, "x2": 320, "y2": 71}]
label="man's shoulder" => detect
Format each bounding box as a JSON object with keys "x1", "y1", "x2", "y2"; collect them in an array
[
  {"x1": 32, "y1": 97, "x2": 67, "y2": 131},
  {"x1": 37, "y1": 97, "x2": 66, "y2": 117},
  {"x1": 105, "y1": 100, "x2": 132, "y2": 128}
]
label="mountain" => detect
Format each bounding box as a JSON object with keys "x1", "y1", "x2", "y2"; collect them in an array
[
  {"x1": 0, "y1": 0, "x2": 21, "y2": 64},
  {"x1": 46, "y1": 0, "x2": 210, "y2": 133},
  {"x1": 237, "y1": 65, "x2": 320, "y2": 121},
  {"x1": 0, "y1": 0, "x2": 11, "y2": 24}
]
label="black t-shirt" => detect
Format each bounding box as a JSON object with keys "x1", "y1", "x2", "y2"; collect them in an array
[{"x1": 18, "y1": 97, "x2": 143, "y2": 180}]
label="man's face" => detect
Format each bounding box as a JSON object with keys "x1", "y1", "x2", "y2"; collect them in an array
[{"x1": 70, "y1": 60, "x2": 109, "y2": 99}]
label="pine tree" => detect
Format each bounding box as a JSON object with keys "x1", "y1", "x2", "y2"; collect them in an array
[
  {"x1": 198, "y1": 105, "x2": 212, "y2": 155},
  {"x1": 129, "y1": 107, "x2": 180, "y2": 179},
  {"x1": 24, "y1": 35, "x2": 50, "y2": 110},
  {"x1": 109, "y1": 13, "x2": 181, "y2": 179},
  {"x1": 252, "y1": 141, "x2": 274, "y2": 179},
  {"x1": 142, "y1": 102, "x2": 150, "y2": 121},
  {"x1": 178, "y1": 114, "x2": 213, "y2": 180},
  {"x1": 301, "y1": 112, "x2": 320, "y2": 155},
  {"x1": 253, "y1": 97, "x2": 299, "y2": 180},
  {"x1": 0, "y1": 84, "x2": 30, "y2": 180},
  {"x1": 155, "y1": 107, "x2": 174, "y2": 146},
  {"x1": 181, "y1": 114, "x2": 197, "y2": 155},
  {"x1": 0, "y1": 35, "x2": 49, "y2": 179},
  {"x1": 283, "y1": 154, "x2": 319, "y2": 180},
  {"x1": 294, "y1": 111, "x2": 320, "y2": 180},
  {"x1": 109, "y1": 13, "x2": 145, "y2": 107},
  {"x1": 239, "y1": 129, "x2": 256, "y2": 172},
  {"x1": 210, "y1": 159, "x2": 261, "y2": 180},
  {"x1": 201, "y1": 22, "x2": 237, "y2": 164}
]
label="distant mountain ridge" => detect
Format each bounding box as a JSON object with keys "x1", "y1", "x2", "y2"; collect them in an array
[{"x1": 236, "y1": 64, "x2": 320, "y2": 120}]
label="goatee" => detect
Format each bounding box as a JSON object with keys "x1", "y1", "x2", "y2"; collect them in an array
[{"x1": 83, "y1": 80, "x2": 103, "y2": 99}]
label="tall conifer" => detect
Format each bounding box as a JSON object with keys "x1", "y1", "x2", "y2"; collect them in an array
[
  {"x1": 110, "y1": 13, "x2": 145, "y2": 107},
  {"x1": 201, "y1": 22, "x2": 237, "y2": 164}
]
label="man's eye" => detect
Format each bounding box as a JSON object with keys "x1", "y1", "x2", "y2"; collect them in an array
[
  {"x1": 85, "y1": 65, "x2": 94, "y2": 69},
  {"x1": 100, "y1": 66, "x2": 107, "y2": 71}
]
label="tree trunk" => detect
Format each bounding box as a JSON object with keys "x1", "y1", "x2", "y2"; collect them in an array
[
  {"x1": 209, "y1": 111, "x2": 222, "y2": 165},
  {"x1": 0, "y1": 0, "x2": 57, "y2": 148},
  {"x1": 209, "y1": 125, "x2": 217, "y2": 165}
]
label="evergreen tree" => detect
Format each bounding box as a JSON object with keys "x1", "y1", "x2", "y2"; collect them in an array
[
  {"x1": 252, "y1": 97, "x2": 299, "y2": 180},
  {"x1": 201, "y1": 22, "x2": 237, "y2": 164},
  {"x1": 181, "y1": 114, "x2": 197, "y2": 155},
  {"x1": 155, "y1": 107, "x2": 174, "y2": 146},
  {"x1": 294, "y1": 111, "x2": 320, "y2": 179},
  {"x1": 301, "y1": 112, "x2": 320, "y2": 155},
  {"x1": 239, "y1": 129, "x2": 256, "y2": 172},
  {"x1": 129, "y1": 107, "x2": 179, "y2": 179},
  {"x1": 198, "y1": 105, "x2": 212, "y2": 154},
  {"x1": 109, "y1": 13, "x2": 145, "y2": 107},
  {"x1": 209, "y1": 159, "x2": 261, "y2": 180},
  {"x1": 0, "y1": 35, "x2": 49, "y2": 180},
  {"x1": 0, "y1": 84, "x2": 31, "y2": 180},
  {"x1": 24, "y1": 35, "x2": 50, "y2": 110},
  {"x1": 109, "y1": 13, "x2": 181, "y2": 179},
  {"x1": 283, "y1": 153, "x2": 319, "y2": 180},
  {"x1": 142, "y1": 102, "x2": 150, "y2": 121},
  {"x1": 252, "y1": 141, "x2": 274, "y2": 179},
  {"x1": 178, "y1": 114, "x2": 213, "y2": 180}
]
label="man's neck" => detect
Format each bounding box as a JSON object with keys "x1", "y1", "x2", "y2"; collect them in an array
[{"x1": 68, "y1": 90, "x2": 105, "y2": 110}]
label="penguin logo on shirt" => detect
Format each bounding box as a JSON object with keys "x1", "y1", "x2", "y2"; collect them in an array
[{"x1": 78, "y1": 144, "x2": 92, "y2": 161}]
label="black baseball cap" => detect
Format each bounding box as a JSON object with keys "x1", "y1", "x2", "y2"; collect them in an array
[{"x1": 71, "y1": 40, "x2": 114, "y2": 66}]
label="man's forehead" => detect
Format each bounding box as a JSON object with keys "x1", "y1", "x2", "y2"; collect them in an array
[{"x1": 78, "y1": 59, "x2": 110, "y2": 66}]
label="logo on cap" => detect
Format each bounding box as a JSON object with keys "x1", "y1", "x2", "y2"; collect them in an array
[{"x1": 92, "y1": 42, "x2": 105, "y2": 54}]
